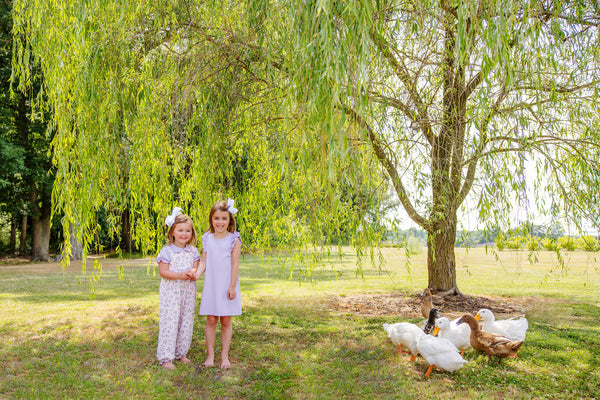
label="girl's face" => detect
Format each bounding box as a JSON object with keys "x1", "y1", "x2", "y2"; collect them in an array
[
  {"x1": 212, "y1": 210, "x2": 230, "y2": 234},
  {"x1": 172, "y1": 222, "x2": 193, "y2": 247}
]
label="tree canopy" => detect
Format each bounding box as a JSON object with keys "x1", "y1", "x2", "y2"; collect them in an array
[
  {"x1": 11, "y1": 0, "x2": 600, "y2": 290},
  {"x1": 11, "y1": 0, "x2": 387, "y2": 267}
]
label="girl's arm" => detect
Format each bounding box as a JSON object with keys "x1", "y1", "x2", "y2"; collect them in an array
[
  {"x1": 158, "y1": 262, "x2": 190, "y2": 280},
  {"x1": 227, "y1": 239, "x2": 241, "y2": 300},
  {"x1": 194, "y1": 251, "x2": 207, "y2": 280}
]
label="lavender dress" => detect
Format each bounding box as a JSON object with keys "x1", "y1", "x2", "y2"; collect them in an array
[
  {"x1": 156, "y1": 244, "x2": 200, "y2": 363},
  {"x1": 199, "y1": 231, "x2": 242, "y2": 316}
]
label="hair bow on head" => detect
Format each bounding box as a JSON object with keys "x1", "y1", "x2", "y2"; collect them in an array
[
  {"x1": 227, "y1": 198, "x2": 238, "y2": 215},
  {"x1": 165, "y1": 207, "x2": 183, "y2": 226}
]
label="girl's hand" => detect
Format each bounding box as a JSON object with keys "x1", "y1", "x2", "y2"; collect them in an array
[
  {"x1": 227, "y1": 287, "x2": 236, "y2": 300},
  {"x1": 185, "y1": 270, "x2": 197, "y2": 281}
]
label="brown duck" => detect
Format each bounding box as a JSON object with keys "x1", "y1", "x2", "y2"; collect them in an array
[
  {"x1": 457, "y1": 314, "x2": 523, "y2": 361},
  {"x1": 420, "y1": 288, "x2": 433, "y2": 319}
]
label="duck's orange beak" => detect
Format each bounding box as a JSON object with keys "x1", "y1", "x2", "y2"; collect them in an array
[
  {"x1": 475, "y1": 314, "x2": 482, "y2": 321},
  {"x1": 432, "y1": 326, "x2": 440, "y2": 336}
]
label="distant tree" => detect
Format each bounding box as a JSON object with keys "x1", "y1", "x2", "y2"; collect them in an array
[
  {"x1": 541, "y1": 237, "x2": 558, "y2": 251},
  {"x1": 526, "y1": 235, "x2": 540, "y2": 251},
  {"x1": 558, "y1": 236, "x2": 577, "y2": 251},
  {"x1": 577, "y1": 236, "x2": 600, "y2": 252},
  {"x1": 495, "y1": 234, "x2": 506, "y2": 251},
  {"x1": 0, "y1": 0, "x2": 53, "y2": 260}
]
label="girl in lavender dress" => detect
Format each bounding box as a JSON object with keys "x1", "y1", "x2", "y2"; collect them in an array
[
  {"x1": 197, "y1": 199, "x2": 242, "y2": 368},
  {"x1": 156, "y1": 208, "x2": 202, "y2": 370}
]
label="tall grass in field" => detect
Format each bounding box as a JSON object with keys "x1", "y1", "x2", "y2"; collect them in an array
[{"x1": 0, "y1": 247, "x2": 599, "y2": 399}]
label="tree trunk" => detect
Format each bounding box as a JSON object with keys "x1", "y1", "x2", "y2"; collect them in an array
[
  {"x1": 19, "y1": 214, "x2": 28, "y2": 255},
  {"x1": 31, "y1": 199, "x2": 52, "y2": 261},
  {"x1": 426, "y1": 217, "x2": 459, "y2": 293},
  {"x1": 10, "y1": 214, "x2": 17, "y2": 254},
  {"x1": 69, "y1": 222, "x2": 83, "y2": 260},
  {"x1": 121, "y1": 209, "x2": 136, "y2": 253}
]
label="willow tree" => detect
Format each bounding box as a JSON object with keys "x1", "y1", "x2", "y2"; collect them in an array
[
  {"x1": 12, "y1": 1, "x2": 600, "y2": 292},
  {"x1": 10, "y1": 0, "x2": 386, "y2": 266},
  {"x1": 263, "y1": 0, "x2": 600, "y2": 293}
]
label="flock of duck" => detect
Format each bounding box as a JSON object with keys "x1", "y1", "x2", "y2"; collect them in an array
[{"x1": 382, "y1": 288, "x2": 529, "y2": 377}]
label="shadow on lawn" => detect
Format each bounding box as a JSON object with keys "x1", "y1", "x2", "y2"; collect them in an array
[
  {"x1": 0, "y1": 252, "x2": 369, "y2": 304},
  {"x1": 1, "y1": 294, "x2": 599, "y2": 399},
  {"x1": 0, "y1": 266, "x2": 159, "y2": 303}
]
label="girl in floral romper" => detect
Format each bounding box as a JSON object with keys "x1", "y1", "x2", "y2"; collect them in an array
[{"x1": 156, "y1": 207, "x2": 202, "y2": 370}]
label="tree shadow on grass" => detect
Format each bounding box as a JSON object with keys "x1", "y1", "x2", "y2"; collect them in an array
[
  {"x1": 0, "y1": 265, "x2": 159, "y2": 303},
  {"x1": 1, "y1": 252, "x2": 374, "y2": 304},
  {"x1": 1, "y1": 291, "x2": 599, "y2": 399}
]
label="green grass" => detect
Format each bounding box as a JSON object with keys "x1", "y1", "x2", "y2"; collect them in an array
[{"x1": 0, "y1": 247, "x2": 599, "y2": 399}]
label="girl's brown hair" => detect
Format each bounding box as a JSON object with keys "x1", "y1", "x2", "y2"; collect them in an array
[
  {"x1": 166, "y1": 214, "x2": 198, "y2": 246},
  {"x1": 208, "y1": 200, "x2": 237, "y2": 233}
]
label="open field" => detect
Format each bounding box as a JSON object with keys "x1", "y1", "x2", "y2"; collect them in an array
[{"x1": 0, "y1": 247, "x2": 599, "y2": 399}]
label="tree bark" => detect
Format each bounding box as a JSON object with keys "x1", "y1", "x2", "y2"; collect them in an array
[
  {"x1": 19, "y1": 214, "x2": 28, "y2": 255},
  {"x1": 426, "y1": 213, "x2": 459, "y2": 293},
  {"x1": 10, "y1": 214, "x2": 17, "y2": 254},
  {"x1": 31, "y1": 198, "x2": 52, "y2": 261},
  {"x1": 69, "y1": 222, "x2": 83, "y2": 260},
  {"x1": 121, "y1": 209, "x2": 136, "y2": 253}
]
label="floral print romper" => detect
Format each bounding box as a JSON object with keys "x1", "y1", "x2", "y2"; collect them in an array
[{"x1": 156, "y1": 244, "x2": 200, "y2": 364}]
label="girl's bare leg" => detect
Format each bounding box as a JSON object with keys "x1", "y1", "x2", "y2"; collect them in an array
[
  {"x1": 220, "y1": 316, "x2": 233, "y2": 368},
  {"x1": 204, "y1": 315, "x2": 218, "y2": 367}
]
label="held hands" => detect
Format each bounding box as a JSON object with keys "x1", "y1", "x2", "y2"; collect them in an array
[{"x1": 183, "y1": 270, "x2": 197, "y2": 281}]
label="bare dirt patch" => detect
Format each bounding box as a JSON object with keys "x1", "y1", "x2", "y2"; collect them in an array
[{"x1": 329, "y1": 291, "x2": 541, "y2": 319}]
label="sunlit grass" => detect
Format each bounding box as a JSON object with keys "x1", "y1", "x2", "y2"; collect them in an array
[{"x1": 0, "y1": 247, "x2": 599, "y2": 399}]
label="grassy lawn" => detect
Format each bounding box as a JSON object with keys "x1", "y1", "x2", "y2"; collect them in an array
[{"x1": 0, "y1": 247, "x2": 599, "y2": 399}]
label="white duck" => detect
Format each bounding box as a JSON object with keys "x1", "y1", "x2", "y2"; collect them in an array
[
  {"x1": 433, "y1": 317, "x2": 471, "y2": 356},
  {"x1": 416, "y1": 334, "x2": 468, "y2": 377},
  {"x1": 383, "y1": 322, "x2": 425, "y2": 361},
  {"x1": 476, "y1": 309, "x2": 528, "y2": 341}
]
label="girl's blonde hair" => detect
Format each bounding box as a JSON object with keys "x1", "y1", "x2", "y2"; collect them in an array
[
  {"x1": 166, "y1": 214, "x2": 198, "y2": 246},
  {"x1": 208, "y1": 200, "x2": 237, "y2": 233}
]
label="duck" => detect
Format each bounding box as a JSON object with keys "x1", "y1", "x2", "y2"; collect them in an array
[
  {"x1": 475, "y1": 308, "x2": 528, "y2": 341},
  {"x1": 383, "y1": 322, "x2": 424, "y2": 361},
  {"x1": 433, "y1": 316, "x2": 471, "y2": 356},
  {"x1": 421, "y1": 308, "x2": 440, "y2": 335},
  {"x1": 457, "y1": 314, "x2": 524, "y2": 361},
  {"x1": 416, "y1": 333, "x2": 468, "y2": 377},
  {"x1": 420, "y1": 288, "x2": 434, "y2": 318}
]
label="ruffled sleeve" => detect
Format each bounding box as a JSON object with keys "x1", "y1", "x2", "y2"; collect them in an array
[
  {"x1": 230, "y1": 231, "x2": 241, "y2": 252},
  {"x1": 156, "y1": 246, "x2": 171, "y2": 264},
  {"x1": 201, "y1": 231, "x2": 209, "y2": 254},
  {"x1": 191, "y1": 246, "x2": 201, "y2": 262}
]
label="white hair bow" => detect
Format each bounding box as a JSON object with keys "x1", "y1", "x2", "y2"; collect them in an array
[
  {"x1": 227, "y1": 198, "x2": 238, "y2": 215},
  {"x1": 165, "y1": 207, "x2": 182, "y2": 226}
]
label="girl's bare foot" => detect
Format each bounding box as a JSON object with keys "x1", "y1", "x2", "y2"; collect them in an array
[
  {"x1": 203, "y1": 356, "x2": 215, "y2": 367},
  {"x1": 220, "y1": 358, "x2": 231, "y2": 369},
  {"x1": 178, "y1": 356, "x2": 192, "y2": 364},
  {"x1": 162, "y1": 361, "x2": 175, "y2": 370}
]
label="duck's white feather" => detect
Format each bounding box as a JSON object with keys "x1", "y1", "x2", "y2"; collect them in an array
[
  {"x1": 435, "y1": 317, "x2": 471, "y2": 352},
  {"x1": 416, "y1": 334, "x2": 468, "y2": 373},
  {"x1": 383, "y1": 322, "x2": 424, "y2": 357},
  {"x1": 476, "y1": 309, "x2": 528, "y2": 341}
]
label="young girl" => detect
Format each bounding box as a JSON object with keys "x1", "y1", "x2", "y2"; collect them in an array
[
  {"x1": 156, "y1": 207, "x2": 202, "y2": 370},
  {"x1": 198, "y1": 199, "x2": 242, "y2": 368}
]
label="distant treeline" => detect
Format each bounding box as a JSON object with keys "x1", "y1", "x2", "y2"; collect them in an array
[{"x1": 387, "y1": 224, "x2": 600, "y2": 252}]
